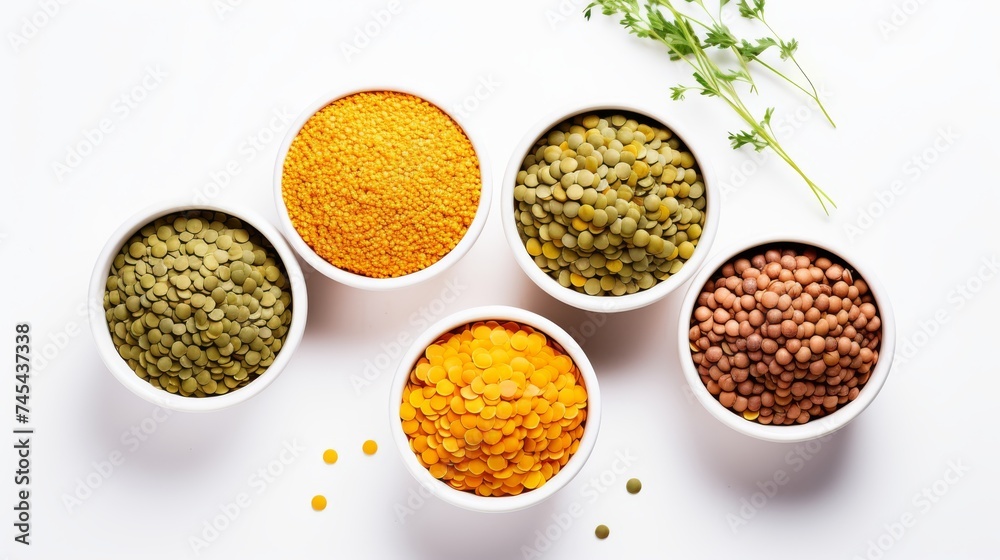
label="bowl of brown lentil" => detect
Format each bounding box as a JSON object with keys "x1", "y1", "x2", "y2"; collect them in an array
[
  {"x1": 389, "y1": 305, "x2": 601, "y2": 513},
  {"x1": 274, "y1": 87, "x2": 491, "y2": 290},
  {"x1": 502, "y1": 104, "x2": 719, "y2": 313},
  {"x1": 89, "y1": 201, "x2": 307, "y2": 412},
  {"x1": 678, "y1": 235, "x2": 895, "y2": 442}
]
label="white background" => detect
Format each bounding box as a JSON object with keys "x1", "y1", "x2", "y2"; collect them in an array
[{"x1": 2, "y1": 0, "x2": 998, "y2": 558}]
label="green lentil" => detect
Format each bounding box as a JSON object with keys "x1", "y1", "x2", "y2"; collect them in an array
[
  {"x1": 595, "y1": 525, "x2": 610, "y2": 539},
  {"x1": 103, "y1": 210, "x2": 293, "y2": 397},
  {"x1": 513, "y1": 112, "x2": 708, "y2": 296},
  {"x1": 626, "y1": 478, "x2": 642, "y2": 494}
]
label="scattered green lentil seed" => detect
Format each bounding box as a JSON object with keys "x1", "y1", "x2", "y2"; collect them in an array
[
  {"x1": 626, "y1": 478, "x2": 642, "y2": 494},
  {"x1": 595, "y1": 524, "x2": 610, "y2": 539}
]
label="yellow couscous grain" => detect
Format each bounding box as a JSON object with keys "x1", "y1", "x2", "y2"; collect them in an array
[{"x1": 282, "y1": 91, "x2": 481, "y2": 278}]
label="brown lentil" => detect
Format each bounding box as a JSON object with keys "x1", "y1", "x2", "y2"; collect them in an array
[{"x1": 688, "y1": 244, "x2": 882, "y2": 425}]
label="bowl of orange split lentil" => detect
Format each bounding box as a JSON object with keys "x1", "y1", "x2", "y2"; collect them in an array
[
  {"x1": 274, "y1": 87, "x2": 491, "y2": 290},
  {"x1": 389, "y1": 305, "x2": 601, "y2": 513}
]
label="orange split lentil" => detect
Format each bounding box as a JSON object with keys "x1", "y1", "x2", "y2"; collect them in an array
[
  {"x1": 322, "y1": 449, "x2": 338, "y2": 464},
  {"x1": 311, "y1": 495, "x2": 327, "y2": 511},
  {"x1": 400, "y1": 321, "x2": 588, "y2": 497},
  {"x1": 281, "y1": 91, "x2": 481, "y2": 278}
]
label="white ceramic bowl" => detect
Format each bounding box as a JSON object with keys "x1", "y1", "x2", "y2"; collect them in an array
[
  {"x1": 273, "y1": 86, "x2": 491, "y2": 291},
  {"x1": 389, "y1": 305, "x2": 602, "y2": 513},
  {"x1": 677, "y1": 234, "x2": 895, "y2": 443},
  {"x1": 501, "y1": 103, "x2": 719, "y2": 313},
  {"x1": 88, "y1": 201, "x2": 308, "y2": 412}
]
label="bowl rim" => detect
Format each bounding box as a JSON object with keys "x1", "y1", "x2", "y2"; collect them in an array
[
  {"x1": 388, "y1": 305, "x2": 602, "y2": 513},
  {"x1": 500, "y1": 102, "x2": 720, "y2": 313},
  {"x1": 272, "y1": 85, "x2": 492, "y2": 291},
  {"x1": 88, "y1": 200, "x2": 309, "y2": 413},
  {"x1": 676, "y1": 233, "x2": 896, "y2": 443}
]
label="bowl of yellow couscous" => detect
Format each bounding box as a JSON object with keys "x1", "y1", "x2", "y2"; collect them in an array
[{"x1": 274, "y1": 86, "x2": 491, "y2": 291}]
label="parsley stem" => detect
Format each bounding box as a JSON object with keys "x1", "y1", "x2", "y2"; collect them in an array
[
  {"x1": 757, "y1": 17, "x2": 836, "y2": 128},
  {"x1": 689, "y1": 0, "x2": 760, "y2": 94},
  {"x1": 752, "y1": 58, "x2": 821, "y2": 104},
  {"x1": 586, "y1": 0, "x2": 836, "y2": 213},
  {"x1": 713, "y1": 82, "x2": 835, "y2": 212}
]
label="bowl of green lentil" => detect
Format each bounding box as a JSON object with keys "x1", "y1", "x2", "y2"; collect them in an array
[
  {"x1": 274, "y1": 86, "x2": 491, "y2": 290},
  {"x1": 89, "y1": 202, "x2": 308, "y2": 412},
  {"x1": 678, "y1": 234, "x2": 895, "y2": 442},
  {"x1": 502, "y1": 104, "x2": 719, "y2": 313}
]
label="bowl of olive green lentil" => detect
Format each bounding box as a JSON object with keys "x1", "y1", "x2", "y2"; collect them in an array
[
  {"x1": 389, "y1": 306, "x2": 602, "y2": 513},
  {"x1": 89, "y1": 202, "x2": 307, "y2": 412},
  {"x1": 274, "y1": 86, "x2": 491, "y2": 290},
  {"x1": 502, "y1": 105, "x2": 719, "y2": 313},
  {"x1": 678, "y1": 235, "x2": 895, "y2": 443}
]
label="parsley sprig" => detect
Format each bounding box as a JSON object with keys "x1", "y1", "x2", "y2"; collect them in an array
[{"x1": 585, "y1": 0, "x2": 836, "y2": 213}]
